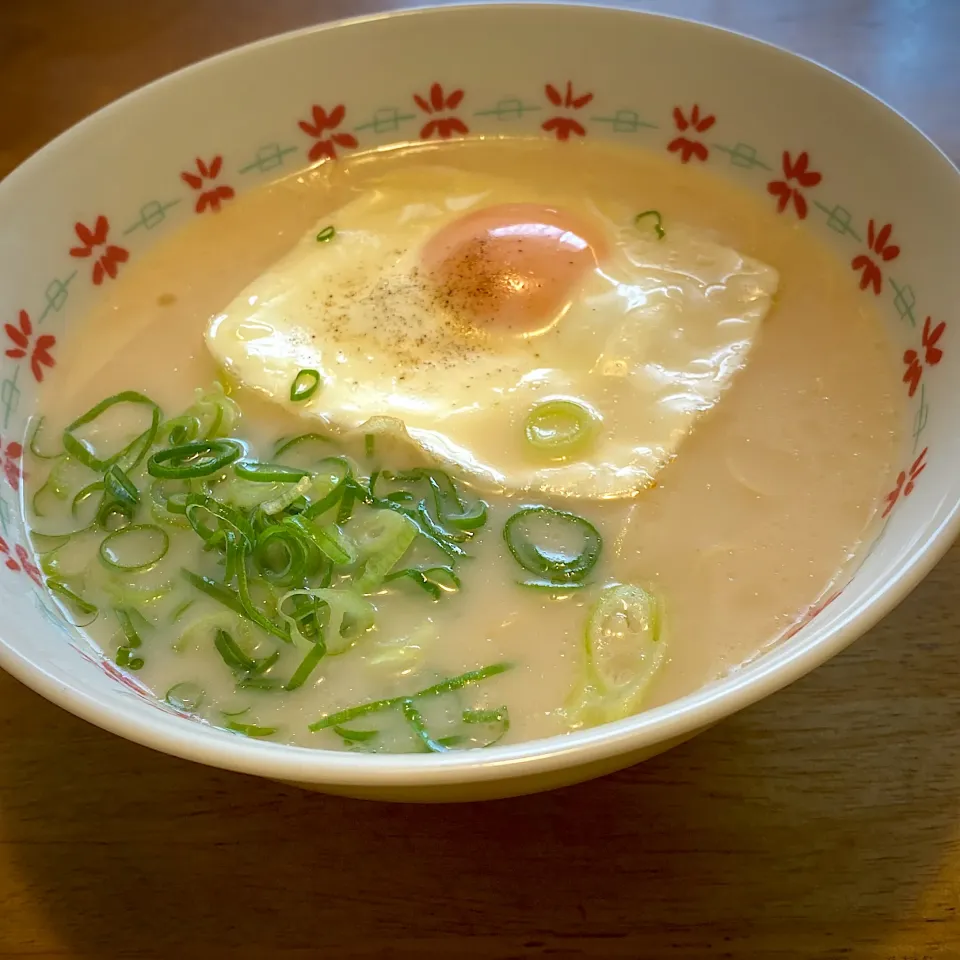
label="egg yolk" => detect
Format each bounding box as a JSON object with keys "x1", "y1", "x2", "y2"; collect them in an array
[{"x1": 421, "y1": 203, "x2": 606, "y2": 335}]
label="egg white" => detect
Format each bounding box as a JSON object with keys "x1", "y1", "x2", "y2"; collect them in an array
[{"x1": 206, "y1": 166, "x2": 779, "y2": 498}]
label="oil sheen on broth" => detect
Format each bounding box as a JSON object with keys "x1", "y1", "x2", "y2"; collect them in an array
[{"x1": 25, "y1": 139, "x2": 901, "y2": 751}]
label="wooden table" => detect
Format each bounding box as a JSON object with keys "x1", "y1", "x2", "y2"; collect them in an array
[{"x1": 2, "y1": 2, "x2": 959, "y2": 957}]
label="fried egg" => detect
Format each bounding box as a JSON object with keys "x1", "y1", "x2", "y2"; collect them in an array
[{"x1": 206, "y1": 166, "x2": 779, "y2": 498}]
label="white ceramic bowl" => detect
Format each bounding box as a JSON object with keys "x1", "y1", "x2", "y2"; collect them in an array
[{"x1": 1, "y1": 4, "x2": 958, "y2": 801}]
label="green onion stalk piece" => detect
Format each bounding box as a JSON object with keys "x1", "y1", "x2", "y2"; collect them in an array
[{"x1": 308, "y1": 662, "x2": 510, "y2": 731}]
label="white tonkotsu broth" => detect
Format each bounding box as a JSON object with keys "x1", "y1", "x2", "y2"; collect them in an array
[{"x1": 25, "y1": 139, "x2": 901, "y2": 751}]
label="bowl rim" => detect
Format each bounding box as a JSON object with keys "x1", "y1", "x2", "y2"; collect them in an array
[{"x1": 3, "y1": 1, "x2": 960, "y2": 788}]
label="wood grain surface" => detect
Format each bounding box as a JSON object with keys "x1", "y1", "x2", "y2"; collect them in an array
[{"x1": 2, "y1": 2, "x2": 960, "y2": 957}]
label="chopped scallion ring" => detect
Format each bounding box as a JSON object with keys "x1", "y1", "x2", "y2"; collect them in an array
[
  {"x1": 98, "y1": 523, "x2": 170, "y2": 571},
  {"x1": 254, "y1": 524, "x2": 310, "y2": 587},
  {"x1": 290, "y1": 369, "x2": 321, "y2": 403},
  {"x1": 523, "y1": 399, "x2": 598, "y2": 459},
  {"x1": 63, "y1": 391, "x2": 161, "y2": 473},
  {"x1": 503, "y1": 505, "x2": 602, "y2": 585},
  {"x1": 165, "y1": 681, "x2": 205, "y2": 712},
  {"x1": 27, "y1": 416, "x2": 61, "y2": 460},
  {"x1": 315, "y1": 225, "x2": 336, "y2": 243},
  {"x1": 634, "y1": 209, "x2": 666, "y2": 240},
  {"x1": 234, "y1": 460, "x2": 310, "y2": 483},
  {"x1": 273, "y1": 432, "x2": 332, "y2": 462},
  {"x1": 565, "y1": 583, "x2": 665, "y2": 727},
  {"x1": 147, "y1": 439, "x2": 243, "y2": 479}
]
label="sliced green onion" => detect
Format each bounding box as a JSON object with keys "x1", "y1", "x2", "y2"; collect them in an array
[
  {"x1": 302, "y1": 458, "x2": 352, "y2": 518},
  {"x1": 104, "y1": 464, "x2": 139, "y2": 506},
  {"x1": 219, "y1": 705, "x2": 251, "y2": 718},
  {"x1": 231, "y1": 536, "x2": 290, "y2": 642},
  {"x1": 273, "y1": 433, "x2": 332, "y2": 464},
  {"x1": 149, "y1": 478, "x2": 193, "y2": 529},
  {"x1": 565, "y1": 583, "x2": 665, "y2": 728},
  {"x1": 383, "y1": 566, "x2": 460, "y2": 600},
  {"x1": 116, "y1": 647, "x2": 144, "y2": 670},
  {"x1": 175, "y1": 611, "x2": 244, "y2": 653},
  {"x1": 183, "y1": 493, "x2": 255, "y2": 546},
  {"x1": 225, "y1": 720, "x2": 277, "y2": 737},
  {"x1": 235, "y1": 460, "x2": 310, "y2": 483},
  {"x1": 31, "y1": 531, "x2": 71, "y2": 555},
  {"x1": 237, "y1": 675, "x2": 284, "y2": 691},
  {"x1": 336, "y1": 484, "x2": 356, "y2": 524},
  {"x1": 156, "y1": 415, "x2": 201, "y2": 448},
  {"x1": 214, "y1": 627, "x2": 258, "y2": 673},
  {"x1": 284, "y1": 515, "x2": 357, "y2": 567},
  {"x1": 99, "y1": 524, "x2": 169, "y2": 571},
  {"x1": 634, "y1": 209, "x2": 666, "y2": 240},
  {"x1": 254, "y1": 525, "x2": 310, "y2": 587},
  {"x1": 373, "y1": 498, "x2": 463, "y2": 560},
  {"x1": 63, "y1": 391, "x2": 161, "y2": 472},
  {"x1": 376, "y1": 468, "x2": 485, "y2": 539},
  {"x1": 47, "y1": 578, "x2": 98, "y2": 623},
  {"x1": 279, "y1": 588, "x2": 373, "y2": 655},
  {"x1": 315, "y1": 225, "x2": 336, "y2": 243},
  {"x1": 260, "y1": 474, "x2": 314, "y2": 516},
  {"x1": 290, "y1": 369, "x2": 321, "y2": 403},
  {"x1": 148, "y1": 439, "x2": 243, "y2": 479},
  {"x1": 285, "y1": 638, "x2": 327, "y2": 691},
  {"x1": 523, "y1": 399, "x2": 598, "y2": 459},
  {"x1": 426, "y1": 471, "x2": 487, "y2": 532},
  {"x1": 114, "y1": 607, "x2": 147, "y2": 649},
  {"x1": 461, "y1": 706, "x2": 510, "y2": 747},
  {"x1": 353, "y1": 510, "x2": 417, "y2": 593},
  {"x1": 97, "y1": 464, "x2": 141, "y2": 529},
  {"x1": 277, "y1": 592, "x2": 324, "y2": 649},
  {"x1": 308, "y1": 662, "x2": 510, "y2": 731},
  {"x1": 204, "y1": 387, "x2": 240, "y2": 439},
  {"x1": 518, "y1": 578, "x2": 586, "y2": 591},
  {"x1": 165, "y1": 681, "x2": 205, "y2": 711},
  {"x1": 334, "y1": 726, "x2": 377, "y2": 742},
  {"x1": 401, "y1": 698, "x2": 448, "y2": 753},
  {"x1": 28, "y1": 416, "x2": 61, "y2": 460},
  {"x1": 96, "y1": 499, "x2": 135, "y2": 532},
  {"x1": 181, "y1": 568, "x2": 247, "y2": 618},
  {"x1": 169, "y1": 599, "x2": 195, "y2": 623},
  {"x1": 72, "y1": 480, "x2": 104, "y2": 518},
  {"x1": 503, "y1": 506, "x2": 602, "y2": 585},
  {"x1": 251, "y1": 649, "x2": 281, "y2": 676}
]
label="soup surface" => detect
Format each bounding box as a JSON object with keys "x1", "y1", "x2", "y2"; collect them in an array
[{"x1": 25, "y1": 138, "x2": 901, "y2": 751}]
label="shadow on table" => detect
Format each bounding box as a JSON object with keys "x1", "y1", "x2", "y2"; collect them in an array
[{"x1": 2, "y1": 553, "x2": 959, "y2": 959}]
